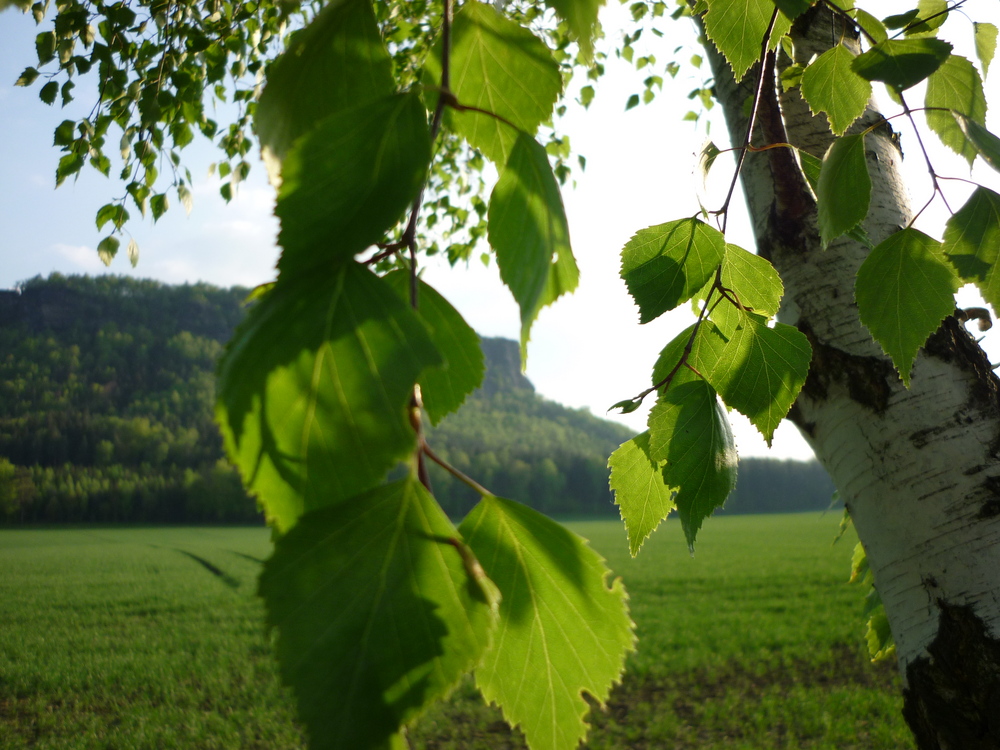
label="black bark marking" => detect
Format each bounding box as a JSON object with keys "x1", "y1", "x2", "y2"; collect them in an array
[
  {"x1": 978, "y1": 500, "x2": 1000, "y2": 521},
  {"x1": 903, "y1": 602, "x2": 1000, "y2": 750},
  {"x1": 925, "y1": 317, "x2": 1000, "y2": 417},
  {"x1": 796, "y1": 320, "x2": 894, "y2": 414}
]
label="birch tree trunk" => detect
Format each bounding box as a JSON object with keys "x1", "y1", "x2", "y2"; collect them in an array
[{"x1": 703, "y1": 7, "x2": 1000, "y2": 748}]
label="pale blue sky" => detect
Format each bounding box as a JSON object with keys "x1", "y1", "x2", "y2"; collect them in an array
[{"x1": 3, "y1": 2, "x2": 999, "y2": 461}]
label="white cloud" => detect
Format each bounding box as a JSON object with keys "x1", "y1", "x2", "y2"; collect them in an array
[{"x1": 52, "y1": 243, "x2": 105, "y2": 273}]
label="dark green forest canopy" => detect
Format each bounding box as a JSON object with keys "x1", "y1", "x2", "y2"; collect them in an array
[{"x1": 0, "y1": 275, "x2": 834, "y2": 524}]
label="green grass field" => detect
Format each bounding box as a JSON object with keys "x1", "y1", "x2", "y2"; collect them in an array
[{"x1": 0, "y1": 515, "x2": 912, "y2": 749}]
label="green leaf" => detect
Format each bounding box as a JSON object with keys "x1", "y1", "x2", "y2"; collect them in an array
[
  {"x1": 255, "y1": 0, "x2": 394, "y2": 180},
  {"x1": 798, "y1": 149, "x2": 822, "y2": 194},
  {"x1": 488, "y1": 133, "x2": 578, "y2": 360},
  {"x1": 706, "y1": 314, "x2": 812, "y2": 444},
  {"x1": 459, "y1": 495, "x2": 635, "y2": 750},
  {"x1": 382, "y1": 271, "x2": 485, "y2": 425},
  {"x1": 856, "y1": 228, "x2": 958, "y2": 386},
  {"x1": 974, "y1": 22, "x2": 997, "y2": 77},
  {"x1": 852, "y1": 38, "x2": 953, "y2": 91},
  {"x1": 53, "y1": 119, "x2": 75, "y2": 146},
  {"x1": 609, "y1": 431, "x2": 676, "y2": 556},
  {"x1": 647, "y1": 380, "x2": 737, "y2": 548},
  {"x1": 260, "y1": 477, "x2": 499, "y2": 750},
  {"x1": 943, "y1": 187, "x2": 1000, "y2": 313},
  {"x1": 275, "y1": 92, "x2": 431, "y2": 277},
  {"x1": 216, "y1": 263, "x2": 442, "y2": 534},
  {"x1": 95, "y1": 203, "x2": 128, "y2": 231},
  {"x1": 15, "y1": 66, "x2": 39, "y2": 87},
  {"x1": 903, "y1": 0, "x2": 947, "y2": 36},
  {"x1": 704, "y1": 243, "x2": 784, "y2": 335},
  {"x1": 96, "y1": 235, "x2": 119, "y2": 266},
  {"x1": 851, "y1": 10, "x2": 888, "y2": 44},
  {"x1": 651, "y1": 325, "x2": 724, "y2": 402},
  {"x1": 38, "y1": 80, "x2": 57, "y2": 105},
  {"x1": 620, "y1": 218, "x2": 726, "y2": 324},
  {"x1": 625, "y1": 93, "x2": 640, "y2": 110},
  {"x1": 952, "y1": 114, "x2": 1000, "y2": 173},
  {"x1": 882, "y1": 10, "x2": 919, "y2": 30},
  {"x1": 150, "y1": 193, "x2": 168, "y2": 222},
  {"x1": 426, "y1": 1, "x2": 562, "y2": 165},
  {"x1": 769, "y1": 0, "x2": 813, "y2": 20},
  {"x1": 925, "y1": 55, "x2": 987, "y2": 166},
  {"x1": 703, "y1": 0, "x2": 792, "y2": 82},
  {"x1": 126, "y1": 238, "x2": 139, "y2": 268},
  {"x1": 543, "y1": 0, "x2": 604, "y2": 59},
  {"x1": 35, "y1": 31, "x2": 55, "y2": 65},
  {"x1": 55, "y1": 152, "x2": 84, "y2": 187},
  {"x1": 817, "y1": 133, "x2": 870, "y2": 246},
  {"x1": 801, "y1": 45, "x2": 872, "y2": 135}
]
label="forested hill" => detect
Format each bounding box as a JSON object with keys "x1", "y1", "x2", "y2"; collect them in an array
[{"x1": 0, "y1": 275, "x2": 834, "y2": 524}]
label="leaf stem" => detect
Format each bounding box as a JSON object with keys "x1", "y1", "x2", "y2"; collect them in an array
[{"x1": 423, "y1": 441, "x2": 494, "y2": 497}]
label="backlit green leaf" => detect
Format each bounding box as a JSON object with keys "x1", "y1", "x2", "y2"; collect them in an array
[
  {"x1": 647, "y1": 380, "x2": 737, "y2": 548},
  {"x1": 650, "y1": 321, "x2": 727, "y2": 389},
  {"x1": 953, "y1": 115, "x2": 1000, "y2": 174},
  {"x1": 609, "y1": 431, "x2": 676, "y2": 556},
  {"x1": 217, "y1": 263, "x2": 442, "y2": 533},
  {"x1": 14, "y1": 66, "x2": 39, "y2": 87},
  {"x1": 703, "y1": 0, "x2": 792, "y2": 82},
  {"x1": 705, "y1": 243, "x2": 784, "y2": 335},
  {"x1": 925, "y1": 55, "x2": 987, "y2": 166},
  {"x1": 126, "y1": 238, "x2": 139, "y2": 268},
  {"x1": 856, "y1": 228, "x2": 958, "y2": 386},
  {"x1": 275, "y1": 93, "x2": 431, "y2": 276},
  {"x1": 260, "y1": 477, "x2": 499, "y2": 750},
  {"x1": 544, "y1": 0, "x2": 604, "y2": 59},
  {"x1": 852, "y1": 9, "x2": 888, "y2": 44},
  {"x1": 852, "y1": 38, "x2": 952, "y2": 91},
  {"x1": 383, "y1": 271, "x2": 485, "y2": 425},
  {"x1": 96, "y1": 235, "x2": 119, "y2": 266},
  {"x1": 427, "y1": 1, "x2": 562, "y2": 165},
  {"x1": 706, "y1": 314, "x2": 812, "y2": 444},
  {"x1": 255, "y1": 0, "x2": 394, "y2": 179},
  {"x1": 903, "y1": 0, "x2": 947, "y2": 36},
  {"x1": 801, "y1": 45, "x2": 871, "y2": 135},
  {"x1": 943, "y1": 187, "x2": 1000, "y2": 313},
  {"x1": 459, "y1": 495, "x2": 635, "y2": 750},
  {"x1": 817, "y1": 133, "x2": 870, "y2": 246},
  {"x1": 974, "y1": 22, "x2": 997, "y2": 77},
  {"x1": 620, "y1": 218, "x2": 726, "y2": 324},
  {"x1": 488, "y1": 133, "x2": 579, "y2": 360}
]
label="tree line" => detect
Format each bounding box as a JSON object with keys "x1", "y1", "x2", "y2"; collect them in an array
[{"x1": 0, "y1": 274, "x2": 834, "y2": 524}]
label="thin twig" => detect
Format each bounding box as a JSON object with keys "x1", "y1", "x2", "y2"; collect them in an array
[
  {"x1": 714, "y1": 8, "x2": 780, "y2": 234},
  {"x1": 899, "y1": 91, "x2": 953, "y2": 215},
  {"x1": 404, "y1": 0, "x2": 452, "y2": 491},
  {"x1": 621, "y1": 285, "x2": 718, "y2": 408}
]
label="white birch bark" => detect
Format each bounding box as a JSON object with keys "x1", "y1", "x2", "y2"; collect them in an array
[{"x1": 703, "y1": 7, "x2": 1000, "y2": 746}]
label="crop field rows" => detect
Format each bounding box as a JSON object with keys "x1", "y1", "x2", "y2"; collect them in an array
[{"x1": 0, "y1": 515, "x2": 912, "y2": 749}]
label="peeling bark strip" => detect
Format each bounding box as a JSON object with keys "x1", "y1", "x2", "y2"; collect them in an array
[
  {"x1": 903, "y1": 603, "x2": 1000, "y2": 750},
  {"x1": 702, "y1": 5, "x2": 1000, "y2": 745}
]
